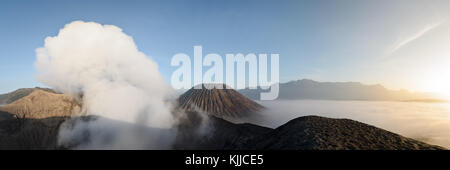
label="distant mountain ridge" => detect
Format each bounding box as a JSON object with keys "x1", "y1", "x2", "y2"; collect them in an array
[{"x1": 239, "y1": 79, "x2": 439, "y2": 101}]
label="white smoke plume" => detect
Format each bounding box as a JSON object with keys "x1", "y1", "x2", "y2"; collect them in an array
[{"x1": 35, "y1": 21, "x2": 177, "y2": 149}]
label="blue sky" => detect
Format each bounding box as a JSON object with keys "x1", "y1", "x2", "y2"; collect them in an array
[{"x1": 1, "y1": 0, "x2": 450, "y2": 94}]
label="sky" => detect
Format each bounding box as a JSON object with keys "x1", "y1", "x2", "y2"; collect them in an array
[{"x1": 1, "y1": 0, "x2": 450, "y2": 96}]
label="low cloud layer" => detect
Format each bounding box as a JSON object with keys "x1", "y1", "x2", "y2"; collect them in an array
[
  {"x1": 249, "y1": 100, "x2": 450, "y2": 148},
  {"x1": 35, "y1": 21, "x2": 176, "y2": 149}
]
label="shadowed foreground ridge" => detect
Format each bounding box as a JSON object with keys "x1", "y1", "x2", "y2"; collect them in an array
[
  {"x1": 0, "y1": 111, "x2": 445, "y2": 150},
  {"x1": 177, "y1": 84, "x2": 264, "y2": 119},
  {"x1": 175, "y1": 114, "x2": 444, "y2": 150},
  {"x1": 243, "y1": 116, "x2": 444, "y2": 150}
]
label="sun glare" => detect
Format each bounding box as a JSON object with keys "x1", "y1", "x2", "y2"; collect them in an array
[{"x1": 421, "y1": 69, "x2": 450, "y2": 100}]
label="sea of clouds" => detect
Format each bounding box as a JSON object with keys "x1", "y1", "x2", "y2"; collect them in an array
[{"x1": 250, "y1": 100, "x2": 450, "y2": 148}]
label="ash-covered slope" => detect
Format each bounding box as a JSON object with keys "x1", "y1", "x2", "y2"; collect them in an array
[
  {"x1": 0, "y1": 90, "x2": 81, "y2": 119},
  {"x1": 177, "y1": 84, "x2": 263, "y2": 119},
  {"x1": 243, "y1": 116, "x2": 444, "y2": 150},
  {"x1": 239, "y1": 79, "x2": 439, "y2": 101},
  {"x1": 0, "y1": 87, "x2": 56, "y2": 105}
]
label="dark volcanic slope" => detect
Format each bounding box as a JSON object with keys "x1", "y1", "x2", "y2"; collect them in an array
[
  {"x1": 178, "y1": 84, "x2": 263, "y2": 119},
  {"x1": 245, "y1": 116, "x2": 444, "y2": 150},
  {"x1": 0, "y1": 114, "x2": 67, "y2": 150},
  {"x1": 174, "y1": 113, "x2": 444, "y2": 150},
  {"x1": 174, "y1": 111, "x2": 272, "y2": 149},
  {"x1": 1, "y1": 110, "x2": 444, "y2": 150}
]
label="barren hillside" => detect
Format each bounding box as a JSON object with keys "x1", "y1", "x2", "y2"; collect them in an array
[{"x1": 0, "y1": 90, "x2": 81, "y2": 119}]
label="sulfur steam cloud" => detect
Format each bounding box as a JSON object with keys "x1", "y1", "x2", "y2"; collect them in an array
[{"x1": 35, "y1": 21, "x2": 177, "y2": 149}]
